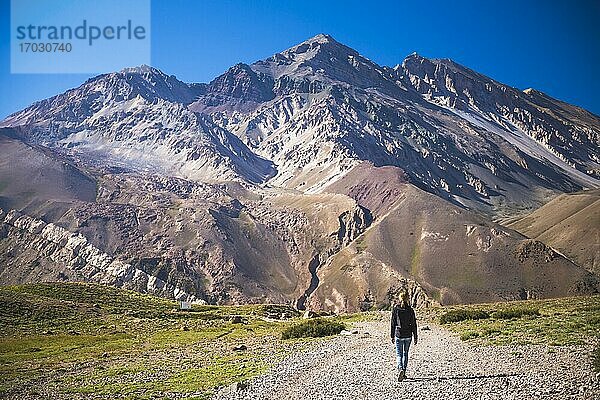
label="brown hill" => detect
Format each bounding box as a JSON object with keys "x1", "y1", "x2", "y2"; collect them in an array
[
  {"x1": 507, "y1": 190, "x2": 600, "y2": 274},
  {"x1": 0, "y1": 129, "x2": 96, "y2": 212},
  {"x1": 311, "y1": 164, "x2": 598, "y2": 312}
]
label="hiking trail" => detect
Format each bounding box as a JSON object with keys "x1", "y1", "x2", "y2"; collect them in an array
[{"x1": 213, "y1": 318, "x2": 599, "y2": 400}]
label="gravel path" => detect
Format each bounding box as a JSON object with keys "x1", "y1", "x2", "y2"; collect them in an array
[{"x1": 213, "y1": 319, "x2": 599, "y2": 400}]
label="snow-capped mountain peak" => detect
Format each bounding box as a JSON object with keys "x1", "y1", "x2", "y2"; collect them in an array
[
  {"x1": 2, "y1": 35, "x2": 598, "y2": 215},
  {"x1": 120, "y1": 64, "x2": 161, "y2": 74}
]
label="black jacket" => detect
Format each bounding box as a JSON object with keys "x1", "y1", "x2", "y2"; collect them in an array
[{"x1": 390, "y1": 305, "x2": 418, "y2": 340}]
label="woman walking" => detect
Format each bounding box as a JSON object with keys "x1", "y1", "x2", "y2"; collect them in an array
[{"x1": 390, "y1": 291, "x2": 418, "y2": 381}]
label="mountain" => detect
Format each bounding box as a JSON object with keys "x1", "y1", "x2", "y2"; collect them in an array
[
  {"x1": 0, "y1": 66, "x2": 275, "y2": 184},
  {"x1": 400, "y1": 54, "x2": 600, "y2": 181},
  {"x1": 193, "y1": 34, "x2": 599, "y2": 214},
  {"x1": 1, "y1": 34, "x2": 598, "y2": 311},
  {"x1": 4, "y1": 35, "x2": 599, "y2": 211},
  {"x1": 507, "y1": 189, "x2": 600, "y2": 274},
  {"x1": 310, "y1": 163, "x2": 596, "y2": 311}
]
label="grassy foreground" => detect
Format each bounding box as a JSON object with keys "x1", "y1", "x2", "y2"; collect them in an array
[
  {"x1": 435, "y1": 295, "x2": 600, "y2": 346},
  {"x1": 2, "y1": 283, "x2": 598, "y2": 398},
  {"x1": 0, "y1": 283, "x2": 359, "y2": 399}
]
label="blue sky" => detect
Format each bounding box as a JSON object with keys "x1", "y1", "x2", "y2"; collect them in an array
[{"x1": 0, "y1": 0, "x2": 599, "y2": 118}]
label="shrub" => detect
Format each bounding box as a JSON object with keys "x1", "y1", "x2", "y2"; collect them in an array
[
  {"x1": 491, "y1": 308, "x2": 540, "y2": 319},
  {"x1": 482, "y1": 327, "x2": 501, "y2": 336},
  {"x1": 439, "y1": 309, "x2": 490, "y2": 324},
  {"x1": 460, "y1": 331, "x2": 480, "y2": 341},
  {"x1": 582, "y1": 304, "x2": 600, "y2": 312},
  {"x1": 281, "y1": 318, "x2": 345, "y2": 339}
]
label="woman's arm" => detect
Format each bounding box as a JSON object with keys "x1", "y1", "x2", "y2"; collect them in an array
[
  {"x1": 390, "y1": 307, "x2": 396, "y2": 343},
  {"x1": 412, "y1": 308, "x2": 418, "y2": 344}
]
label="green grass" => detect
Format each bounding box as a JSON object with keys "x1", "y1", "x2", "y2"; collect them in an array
[
  {"x1": 0, "y1": 282, "x2": 349, "y2": 399},
  {"x1": 491, "y1": 307, "x2": 540, "y2": 319},
  {"x1": 355, "y1": 236, "x2": 368, "y2": 253},
  {"x1": 439, "y1": 309, "x2": 490, "y2": 324},
  {"x1": 3, "y1": 282, "x2": 597, "y2": 397},
  {"x1": 67, "y1": 354, "x2": 266, "y2": 398},
  {"x1": 435, "y1": 295, "x2": 600, "y2": 346},
  {"x1": 281, "y1": 318, "x2": 345, "y2": 339}
]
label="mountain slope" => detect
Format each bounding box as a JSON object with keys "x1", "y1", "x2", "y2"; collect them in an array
[
  {"x1": 1, "y1": 34, "x2": 599, "y2": 310},
  {"x1": 507, "y1": 189, "x2": 600, "y2": 274},
  {"x1": 311, "y1": 164, "x2": 597, "y2": 311},
  {"x1": 1, "y1": 67, "x2": 275, "y2": 184},
  {"x1": 400, "y1": 54, "x2": 600, "y2": 182},
  {"x1": 0, "y1": 128, "x2": 96, "y2": 212},
  {"x1": 4, "y1": 35, "x2": 598, "y2": 212},
  {"x1": 195, "y1": 34, "x2": 599, "y2": 214}
]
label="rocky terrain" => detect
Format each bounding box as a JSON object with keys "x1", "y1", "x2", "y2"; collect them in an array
[
  {"x1": 0, "y1": 34, "x2": 599, "y2": 311},
  {"x1": 0, "y1": 209, "x2": 196, "y2": 301},
  {"x1": 310, "y1": 171, "x2": 597, "y2": 311},
  {"x1": 213, "y1": 320, "x2": 599, "y2": 400}
]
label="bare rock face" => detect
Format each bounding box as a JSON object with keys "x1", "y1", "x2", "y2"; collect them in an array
[
  {"x1": 400, "y1": 54, "x2": 599, "y2": 182},
  {"x1": 0, "y1": 34, "x2": 598, "y2": 311},
  {"x1": 189, "y1": 63, "x2": 275, "y2": 113},
  {"x1": 0, "y1": 209, "x2": 199, "y2": 301},
  {"x1": 0, "y1": 167, "x2": 380, "y2": 308},
  {"x1": 0, "y1": 74, "x2": 274, "y2": 185}
]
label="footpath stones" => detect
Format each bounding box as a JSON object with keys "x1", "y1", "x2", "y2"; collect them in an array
[{"x1": 212, "y1": 319, "x2": 600, "y2": 400}]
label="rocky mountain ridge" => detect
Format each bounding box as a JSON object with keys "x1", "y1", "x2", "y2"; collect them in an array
[
  {"x1": 0, "y1": 209, "x2": 196, "y2": 301},
  {"x1": 4, "y1": 35, "x2": 598, "y2": 211},
  {"x1": 1, "y1": 34, "x2": 598, "y2": 311}
]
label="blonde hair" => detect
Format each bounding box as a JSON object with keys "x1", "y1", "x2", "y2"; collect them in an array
[{"x1": 398, "y1": 291, "x2": 410, "y2": 308}]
